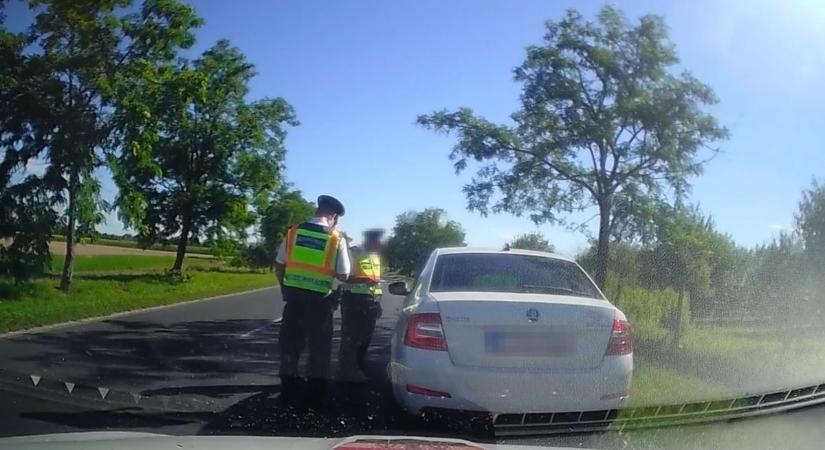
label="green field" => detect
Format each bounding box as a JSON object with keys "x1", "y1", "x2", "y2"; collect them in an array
[
  {"x1": 1, "y1": 252, "x2": 274, "y2": 333},
  {"x1": 0, "y1": 269, "x2": 276, "y2": 333},
  {"x1": 95, "y1": 238, "x2": 213, "y2": 255},
  {"x1": 51, "y1": 235, "x2": 213, "y2": 255},
  {"x1": 50, "y1": 254, "x2": 216, "y2": 273}
]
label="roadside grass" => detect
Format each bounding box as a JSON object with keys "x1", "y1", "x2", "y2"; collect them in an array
[
  {"x1": 0, "y1": 269, "x2": 276, "y2": 333},
  {"x1": 49, "y1": 254, "x2": 217, "y2": 273},
  {"x1": 632, "y1": 321, "x2": 825, "y2": 401},
  {"x1": 611, "y1": 278, "x2": 825, "y2": 390},
  {"x1": 628, "y1": 361, "x2": 728, "y2": 407},
  {"x1": 681, "y1": 325, "x2": 825, "y2": 360}
]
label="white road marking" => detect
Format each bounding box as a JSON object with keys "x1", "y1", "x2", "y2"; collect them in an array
[{"x1": 240, "y1": 317, "x2": 282, "y2": 338}]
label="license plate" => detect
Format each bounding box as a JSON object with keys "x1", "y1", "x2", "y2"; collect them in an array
[{"x1": 485, "y1": 331, "x2": 572, "y2": 356}]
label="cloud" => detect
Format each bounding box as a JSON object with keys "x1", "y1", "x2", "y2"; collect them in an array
[{"x1": 769, "y1": 224, "x2": 789, "y2": 231}]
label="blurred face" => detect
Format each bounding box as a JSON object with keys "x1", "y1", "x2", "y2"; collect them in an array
[{"x1": 364, "y1": 239, "x2": 382, "y2": 252}]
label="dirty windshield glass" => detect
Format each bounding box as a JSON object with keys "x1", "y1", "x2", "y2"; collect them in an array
[{"x1": 2, "y1": 0, "x2": 825, "y2": 449}]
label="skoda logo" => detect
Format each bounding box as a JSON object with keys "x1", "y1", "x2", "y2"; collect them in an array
[{"x1": 526, "y1": 308, "x2": 540, "y2": 323}]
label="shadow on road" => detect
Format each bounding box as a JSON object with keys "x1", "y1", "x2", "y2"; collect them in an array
[
  {"x1": 7, "y1": 318, "x2": 282, "y2": 387},
  {"x1": 4, "y1": 311, "x2": 455, "y2": 439},
  {"x1": 22, "y1": 407, "x2": 202, "y2": 431},
  {"x1": 15, "y1": 378, "x2": 429, "y2": 438}
]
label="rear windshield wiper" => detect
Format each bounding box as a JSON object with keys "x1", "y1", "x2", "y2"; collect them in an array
[{"x1": 521, "y1": 284, "x2": 593, "y2": 297}]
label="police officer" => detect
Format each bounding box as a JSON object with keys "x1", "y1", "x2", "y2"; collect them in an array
[
  {"x1": 339, "y1": 228, "x2": 384, "y2": 381},
  {"x1": 274, "y1": 195, "x2": 350, "y2": 405}
]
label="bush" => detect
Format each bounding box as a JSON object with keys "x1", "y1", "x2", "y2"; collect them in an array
[
  {"x1": 211, "y1": 237, "x2": 241, "y2": 262},
  {"x1": 232, "y1": 243, "x2": 273, "y2": 270},
  {"x1": 0, "y1": 239, "x2": 52, "y2": 284},
  {"x1": 602, "y1": 274, "x2": 681, "y2": 350}
]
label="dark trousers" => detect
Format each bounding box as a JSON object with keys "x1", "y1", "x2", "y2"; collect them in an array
[
  {"x1": 278, "y1": 287, "x2": 334, "y2": 386},
  {"x1": 340, "y1": 292, "x2": 382, "y2": 373}
]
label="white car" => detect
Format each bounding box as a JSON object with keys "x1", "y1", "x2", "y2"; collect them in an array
[{"x1": 387, "y1": 247, "x2": 633, "y2": 420}]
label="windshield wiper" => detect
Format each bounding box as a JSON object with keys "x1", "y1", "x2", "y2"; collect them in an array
[{"x1": 521, "y1": 284, "x2": 593, "y2": 297}]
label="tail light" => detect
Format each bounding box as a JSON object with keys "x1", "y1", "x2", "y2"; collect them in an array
[
  {"x1": 606, "y1": 319, "x2": 632, "y2": 355},
  {"x1": 406, "y1": 384, "x2": 452, "y2": 398},
  {"x1": 404, "y1": 313, "x2": 447, "y2": 351}
]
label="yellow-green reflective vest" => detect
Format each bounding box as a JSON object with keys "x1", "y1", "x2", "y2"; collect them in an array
[
  {"x1": 345, "y1": 248, "x2": 382, "y2": 296},
  {"x1": 283, "y1": 223, "x2": 340, "y2": 295}
]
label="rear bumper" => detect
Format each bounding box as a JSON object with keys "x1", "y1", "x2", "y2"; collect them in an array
[{"x1": 390, "y1": 348, "x2": 632, "y2": 415}]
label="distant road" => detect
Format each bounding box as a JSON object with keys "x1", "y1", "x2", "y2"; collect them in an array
[{"x1": 48, "y1": 242, "x2": 212, "y2": 258}]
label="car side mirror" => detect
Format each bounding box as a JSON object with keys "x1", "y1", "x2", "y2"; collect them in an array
[{"x1": 388, "y1": 281, "x2": 410, "y2": 296}]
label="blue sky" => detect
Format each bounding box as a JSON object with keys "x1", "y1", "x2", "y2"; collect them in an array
[{"x1": 8, "y1": 0, "x2": 825, "y2": 255}]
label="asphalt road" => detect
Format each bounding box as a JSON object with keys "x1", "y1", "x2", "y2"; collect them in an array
[
  {"x1": 0, "y1": 286, "x2": 414, "y2": 437},
  {"x1": 0, "y1": 288, "x2": 286, "y2": 391},
  {"x1": 4, "y1": 286, "x2": 825, "y2": 448}
]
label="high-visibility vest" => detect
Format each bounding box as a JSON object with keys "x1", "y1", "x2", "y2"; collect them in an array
[
  {"x1": 345, "y1": 247, "x2": 382, "y2": 296},
  {"x1": 283, "y1": 223, "x2": 341, "y2": 295}
]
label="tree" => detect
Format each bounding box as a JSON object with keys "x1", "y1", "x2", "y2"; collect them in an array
[
  {"x1": 114, "y1": 40, "x2": 298, "y2": 273},
  {"x1": 417, "y1": 5, "x2": 727, "y2": 288},
  {"x1": 385, "y1": 208, "x2": 466, "y2": 275},
  {"x1": 643, "y1": 206, "x2": 712, "y2": 351},
  {"x1": 2, "y1": 0, "x2": 201, "y2": 289},
  {"x1": 258, "y1": 189, "x2": 315, "y2": 270},
  {"x1": 796, "y1": 179, "x2": 825, "y2": 273},
  {"x1": 701, "y1": 228, "x2": 742, "y2": 318},
  {"x1": 506, "y1": 232, "x2": 555, "y2": 252},
  {"x1": 0, "y1": 179, "x2": 58, "y2": 284},
  {"x1": 62, "y1": 178, "x2": 111, "y2": 242},
  {"x1": 609, "y1": 242, "x2": 640, "y2": 306},
  {"x1": 0, "y1": 6, "x2": 58, "y2": 283},
  {"x1": 745, "y1": 232, "x2": 813, "y2": 322}
]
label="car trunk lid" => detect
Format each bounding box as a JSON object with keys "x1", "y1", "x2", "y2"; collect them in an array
[{"x1": 433, "y1": 292, "x2": 616, "y2": 370}]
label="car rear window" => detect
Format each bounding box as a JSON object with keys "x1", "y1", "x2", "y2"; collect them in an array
[{"x1": 429, "y1": 253, "x2": 603, "y2": 298}]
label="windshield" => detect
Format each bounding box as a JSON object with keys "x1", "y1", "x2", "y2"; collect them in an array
[
  {"x1": 430, "y1": 253, "x2": 602, "y2": 298},
  {"x1": 2, "y1": 0, "x2": 825, "y2": 448}
]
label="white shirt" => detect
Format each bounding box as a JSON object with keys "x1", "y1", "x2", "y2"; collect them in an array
[{"x1": 275, "y1": 216, "x2": 351, "y2": 276}]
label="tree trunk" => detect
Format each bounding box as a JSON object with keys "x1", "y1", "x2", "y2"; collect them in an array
[
  {"x1": 615, "y1": 278, "x2": 624, "y2": 307},
  {"x1": 171, "y1": 215, "x2": 192, "y2": 273},
  {"x1": 593, "y1": 201, "x2": 611, "y2": 289},
  {"x1": 59, "y1": 172, "x2": 79, "y2": 291},
  {"x1": 671, "y1": 289, "x2": 685, "y2": 353}
]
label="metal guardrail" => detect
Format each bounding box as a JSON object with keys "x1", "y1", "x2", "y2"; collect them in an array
[{"x1": 492, "y1": 383, "x2": 825, "y2": 436}]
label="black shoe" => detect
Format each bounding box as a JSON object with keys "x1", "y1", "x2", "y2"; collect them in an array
[
  {"x1": 303, "y1": 378, "x2": 327, "y2": 410},
  {"x1": 277, "y1": 376, "x2": 305, "y2": 407}
]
